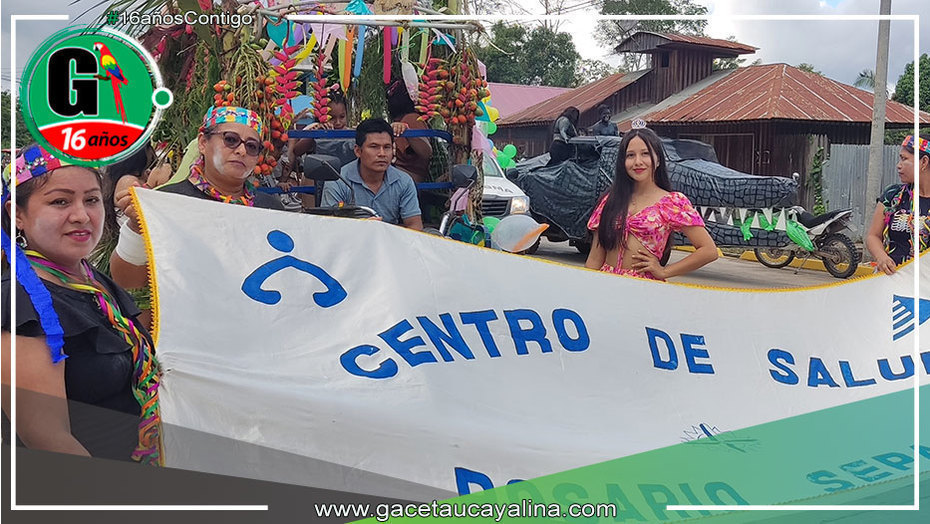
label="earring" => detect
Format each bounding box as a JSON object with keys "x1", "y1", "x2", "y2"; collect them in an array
[{"x1": 15, "y1": 231, "x2": 27, "y2": 248}]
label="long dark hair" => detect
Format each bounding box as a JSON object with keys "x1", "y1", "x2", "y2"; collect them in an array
[
  {"x1": 328, "y1": 84, "x2": 348, "y2": 111},
  {"x1": 101, "y1": 146, "x2": 151, "y2": 240},
  {"x1": 560, "y1": 106, "x2": 580, "y2": 126},
  {"x1": 549, "y1": 106, "x2": 579, "y2": 148},
  {"x1": 596, "y1": 128, "x2": 672, "y2": 253},
  {"x1": 386, "y1": 80, "x2": 415, "y2": 121}
]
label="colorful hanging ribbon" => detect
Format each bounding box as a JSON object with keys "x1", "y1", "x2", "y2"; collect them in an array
[
  {"x1": 322, "y1": 33, "x2": 338, "y2": 70},
  {"x1": 343, "y1": 25, "x2": 356, "y2": 90},
  {"x1": 418, "y1": 30, "x2": 429, "y2": 66},
  {"x1": 354, "y1": 27, "x2": 366, "y2": 78},
  {"x1": 26, "y1": 251, "x2": 162, "y2": 465},
  {"x1": 383, "y1": 27, "x2": 393, "y2": 84},
  {"x1": 337, "y1": 35, "x2": 347, "y2": 90},
  {"x1": 346, "y1": 0, "x2": 371, "y2": 78},
  {"x1": 400, "y1": 24, "x2": 410, "y2": 64}
]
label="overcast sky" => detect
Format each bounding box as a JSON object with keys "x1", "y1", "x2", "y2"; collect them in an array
[
  {"x1": 562, "y1": 0, "x2": 925, "y2": 91},
  {"x1": 1, "y1": 0, "x2": 925, "y2": 93}
]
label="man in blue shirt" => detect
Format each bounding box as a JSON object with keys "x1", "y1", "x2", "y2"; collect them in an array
[{"x1": 321, "y1": 118, "x2": 423, "y2": 230}]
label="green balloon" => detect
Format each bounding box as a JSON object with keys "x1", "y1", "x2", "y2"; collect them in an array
[
  {"x1": 503, "y1": 144, "x2": 517, "y2": 158},
  {"x1": 482, "y1": 216, "x2": 501, "y2": 234},
  {"x1": 486, "y1": 121, "x2": 497, "y2": 135}
]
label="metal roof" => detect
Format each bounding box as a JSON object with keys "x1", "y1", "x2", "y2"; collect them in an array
[
  {"x1": 498, "y1": 69, "x2": 649, "y2": 127},
  {"x1": 615, "y1": 31, "x2": 757, "y2": 56},
  {"x1": 487, "y1": 82, "x2": 572, "y2": 120},
  {"x1": 646, "y1": 63, "x2": 929, "y2": 124}
]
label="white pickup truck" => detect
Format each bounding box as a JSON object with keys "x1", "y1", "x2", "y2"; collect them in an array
[{"x1": 480, "y1": 154, "x2": 530, "y2": 219}]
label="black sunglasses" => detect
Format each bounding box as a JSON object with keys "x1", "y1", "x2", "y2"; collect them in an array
[{"x1": 208, "y1": 131, "x2": 263, "y2": 157}]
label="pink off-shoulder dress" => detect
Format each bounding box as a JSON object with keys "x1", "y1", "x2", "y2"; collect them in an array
[{"x1": 587, "y1": 191, "x2": 704, "y2": 280}]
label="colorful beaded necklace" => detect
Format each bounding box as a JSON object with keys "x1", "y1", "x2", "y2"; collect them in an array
[
  {"x1": 882, "y1": 184, "x2": 930, "y2": 262},
  {"x1": 188, "y1": 157, "x2": 256, "y2": 207}
]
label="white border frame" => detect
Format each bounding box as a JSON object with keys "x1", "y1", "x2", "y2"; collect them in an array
[{"x1": 0, "y1": 10, "x2": 920, "y2": 514}]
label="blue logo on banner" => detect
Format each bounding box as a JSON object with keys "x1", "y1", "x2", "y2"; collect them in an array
[
  {"x1": 242, "y1": 230, "x2": 347, "y2": 307},
  {"x1": 891, "y1": 295, "x2": 930, "y2": 341}
]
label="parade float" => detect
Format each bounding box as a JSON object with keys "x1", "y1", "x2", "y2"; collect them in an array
[{"x1": 98, "y1": 0, "x2": 507, "y2": 223}]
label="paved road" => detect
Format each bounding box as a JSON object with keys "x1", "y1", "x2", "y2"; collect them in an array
[{"x1": 530, "y1": 240, "x2": 845, "y2": 289}]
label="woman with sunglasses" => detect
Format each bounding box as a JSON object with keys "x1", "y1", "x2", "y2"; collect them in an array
[
  {"x1": 149, "y1": 107, "x2": 282, "y2": 209},
  {"x1": 110, "y1": 107, "x2": 283, "y2": 307}
]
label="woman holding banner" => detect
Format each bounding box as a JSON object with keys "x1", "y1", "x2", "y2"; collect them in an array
[
  {"x1": 109, "y1": 106, "x2": 283, "y2": 303},
  {"x1": 865, "y1": 134, "x2": 930, "y2": 275},
  {"x1": 585, "y1": 127, "x2": 718, "y2": 280},
  {"x1": 1, "y1": 144, "x2": 161, "y2": 463}
]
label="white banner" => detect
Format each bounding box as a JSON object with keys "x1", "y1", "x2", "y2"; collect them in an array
[{"x1": 136, "y1": 189, "x2": 929, "y2": 498}]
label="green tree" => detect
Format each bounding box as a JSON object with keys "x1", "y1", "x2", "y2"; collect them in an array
[
  {"x1": 712, "y1": 36, "x2": 758, "y2": 71},
  {"x1": 885, "y1": 54, "x2": 930, "y2": 144},
  {"x1": 596, "y1": 0, "x2": 709, "y2": 71},
  {"x1": 476, "y1": 23, "x2": 581, "y2": 87},
  {"x1": 576, "y1": 59, "x2": 621, "y2": 85},
  {"x1": 522, "y1": 27, "x2": 581, "y2": 86},
  {"x1": 797, "y1": 63, "x2": 823, "y2": 76},
  {"x1": 892, "y1": 53, "x2": 930, "y2": 112},
  {"x1": 854, "y1": 69, "x2": 875, "y2": 90},
  {"x1": 476, "y1": 23, "x2": 529, "y2": 85},
  {"x1": 1, "y1": 91, "x2": 33, "y2": 150}
]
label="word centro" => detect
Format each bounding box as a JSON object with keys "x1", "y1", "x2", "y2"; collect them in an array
[
  {"x1": 117, "y1": 11, "x2": 254, "y2": 29},
  {"x1": 340, "y1": 308, "x2": 590, "y2": 379}
]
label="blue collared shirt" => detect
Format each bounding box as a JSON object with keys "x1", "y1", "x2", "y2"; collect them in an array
[{"x1": 321, "y1": 160, "x2": 421, "y2": 224}]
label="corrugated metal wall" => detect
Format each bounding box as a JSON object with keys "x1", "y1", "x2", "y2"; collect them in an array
[{"x1": 821, "y1": 144, "x2": 901, "y2": 239}]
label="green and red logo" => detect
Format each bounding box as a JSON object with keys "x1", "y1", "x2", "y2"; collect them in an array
[{"x1": 20, "y1": 26, "x2": 172, "y2": 166}]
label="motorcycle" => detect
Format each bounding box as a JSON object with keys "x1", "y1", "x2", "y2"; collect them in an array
[
  {"x1": 427, "y1": 164, "x2": 488, "y2": 243},
  {"x1": 428, "y1": 164, "x2": 548, "y2": 253},
  {"x1": 753, "y1": 206, "x2": 860, "y2": 279}
]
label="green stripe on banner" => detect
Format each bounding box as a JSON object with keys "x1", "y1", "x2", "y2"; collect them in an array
[{"x1": 354, "y1": 385, "x2": 928, "y2": 523}]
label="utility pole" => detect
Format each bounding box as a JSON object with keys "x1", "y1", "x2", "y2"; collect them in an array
[{"x1": 863, "y1": 0, "x2": 891, "y2": 259}]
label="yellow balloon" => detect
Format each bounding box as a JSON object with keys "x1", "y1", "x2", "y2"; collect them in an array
[{"x1": 488, "y1": 106, "x2": 500, "y2": 122}]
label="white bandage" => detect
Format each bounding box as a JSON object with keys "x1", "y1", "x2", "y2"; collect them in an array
[{"x1": 114, "y1": 221, "x2": 148, "y2": 265}]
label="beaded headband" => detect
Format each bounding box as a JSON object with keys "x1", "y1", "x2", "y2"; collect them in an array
[
  {"x1": 2, "y1": 144, "x2": 69, "y2": 197},
  {"x1": 902, "y1": 135, "x2": 929, "y2": 156},
  {"x1": 200, "y1": 106, "x2": 263, "y2": 136}
]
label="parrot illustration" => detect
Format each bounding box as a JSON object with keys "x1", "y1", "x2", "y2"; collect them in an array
[{"x1": 93, "y1": 42, "x2": 128, "y2": 124}]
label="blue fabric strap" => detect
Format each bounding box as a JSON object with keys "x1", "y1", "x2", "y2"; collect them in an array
[
  {"x1": 0, "y1": 228, "x2": 67, "y2": 364},
  {"x1": 288, "y1": 128, "x2": 454, "y2": 142}
]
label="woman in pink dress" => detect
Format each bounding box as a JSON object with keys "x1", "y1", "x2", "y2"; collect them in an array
[{"x1": 585, "y1": 127, "x2": 718, "y2": 280}]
